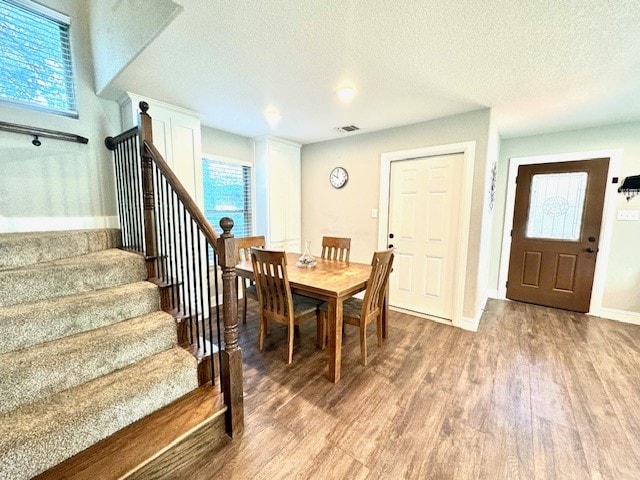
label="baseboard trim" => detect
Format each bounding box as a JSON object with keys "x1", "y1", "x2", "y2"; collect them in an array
[
  {"x1": 458, "y1": 315, "x2": 480, "y2": 332},
  {"x1": 389, "y1": 300, "x2": 484, "y2": 333},
  {"x1": 596, "y1": 308, "x2": 640, "y2": 326},
  {"x1": 457, "y1": 294, "x2": 489, "y2": 332},
  {"x1": 0, "y1": 216, "x2": 119, "y2": 233},
  {"x1": 486, "y1": 289, "x2": 499, "y2": 299},
  {"x1": 388, "y1": 306, "x2": 453, "y2": 327}
]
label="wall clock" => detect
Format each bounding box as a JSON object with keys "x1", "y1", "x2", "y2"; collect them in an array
[{"x1": 330, "y1": 166, "x2": 349, "y2": 189}]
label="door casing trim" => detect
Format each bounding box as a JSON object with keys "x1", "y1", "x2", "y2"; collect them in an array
[
  {"x1": 378, "y1": 141, "x2": 476, "y2": 330},
  {"x1": 498, "y1": 149, "x2": 622, "y2": 316}
]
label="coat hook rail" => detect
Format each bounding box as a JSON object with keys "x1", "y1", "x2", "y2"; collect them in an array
[{"x1": 0, "y1": 120, "x2": 89, "y2": 145}]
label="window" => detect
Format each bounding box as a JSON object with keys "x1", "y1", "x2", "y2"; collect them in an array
[
  {"x1": 202, "y1": 157, "x2": 253, "y2": 239},
  {"x1": 526, "y1": 172, "x2": 588, "y2": 241},
  {"x1": 0, "y1": 0, "x2": 77, "y2": 116}
]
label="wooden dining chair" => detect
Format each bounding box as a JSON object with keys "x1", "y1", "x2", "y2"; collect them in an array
[
  {"x1": 319, "y1": 249, "x2": 394, "y2": 365},
  {"x1": 321, "y1": 236, "x2": 351, "y2": 262},
  {"x1": 236, "y1": 235, "x2": 266, "y2": 324},
  {"x1": 251, "y1": 248, "x2": 323, "y2": 364}
]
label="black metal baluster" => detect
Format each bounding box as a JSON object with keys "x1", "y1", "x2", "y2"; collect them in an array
[
  {"x1": 122, "y1": 138, "x2": 134, "y2": 249},
  {"x1": 154, "y1": 166, "x2": 165, "y2": 280},
  {"x1": 161, "y1": 178, "x2": 170, "y2": 285},
  {"x1": 176, "y1": 199, "x2": 187, "y2": 321},
  {"x1": 197, "y1": 230, "x2": 207, "y2": 356},
  {"x1": 129, "y1": 137, "x2": 140, "y2": 251},
  {"x1": 182, "y1": 205, "x2": 193, "y2": 344},
  {"x1": 190, "y1": 219, "x2": 201, "y2": 349},
  {"x1": 132, "y1": 137, "x2": 144, "y2": 252},
  {"x1": 163, "y1": 181, "x2": 175, "y2": 300},
  {"x1": 168, "y1": 188, "x2": 178, "y2": 312},
  {"x1": 113, "y1": 145, "x2": 127, "y2": 247},
  {"x1": 205, "y1": 243, "x2": 215, "y2": 385},
  {"x1": 213, "y1": 246, "x2": 222, "y2": 379}
]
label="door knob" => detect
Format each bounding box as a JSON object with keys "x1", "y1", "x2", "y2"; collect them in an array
[
  {"x1": 588, "y1": 236, "x2": 597, "y2": 242},
  {"x1": 389, "y1": 233, "x2": 394, "y2": 239},
  {"x1": 584, "y1": 247, "x2": 599, "y2": 253},
  {"x1": 388, "y1": 244, "x2": 394, "y2": 248}
]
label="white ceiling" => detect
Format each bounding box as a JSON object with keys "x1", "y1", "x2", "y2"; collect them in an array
[{"x1": 109, "y1": 0, "x2": 640, "y2": 145}]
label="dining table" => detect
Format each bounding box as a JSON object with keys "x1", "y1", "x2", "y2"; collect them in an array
[{"x1": 236, "y1": 252, "x2": 385, "y2": 382}]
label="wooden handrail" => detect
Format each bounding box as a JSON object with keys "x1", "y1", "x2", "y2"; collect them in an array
[
  {"x1": 143, "y1": 140, "x2": 220, "y2": 248},
  {"x1": 106, "y1": 101, "x2": 243, "y2": 438},
  {"x1": 104, "y1": 126, "x2": 138, "y2": 150},
  {"x1": 0, "y1": 120, "x2": 88, "y2": 145}
]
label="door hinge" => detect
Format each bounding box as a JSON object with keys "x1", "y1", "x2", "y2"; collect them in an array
[
  {"x1": 515, "y1": 176, "x2": 518, "y2": 184},
  {"x1": 510, "y1": 229, "x2": 513, "y2": 237},
  {"x1": 505, "y1": 281, "x2": 509, "y2": 288}
]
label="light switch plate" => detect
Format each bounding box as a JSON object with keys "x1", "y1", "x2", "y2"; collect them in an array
[{"x1": 617, "y1": 209, "x2": 640, "y2": 221}]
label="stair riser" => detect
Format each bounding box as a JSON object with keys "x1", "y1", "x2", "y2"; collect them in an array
[
  {"x1": 0, "y1": 348, "x2": 198, "y2": 480},
  {"x1": 0, "y1": 282, "x2": 160, "y2": 355},
  {"x1": 0, "y1": 229, "x2": 120, "y2": 271},
  {"x1": 0, "y1": 254, "x2": 146, "y2": 307},
  {"x1": 0, "y1": 313, "x2": 178, "y2": 414}
]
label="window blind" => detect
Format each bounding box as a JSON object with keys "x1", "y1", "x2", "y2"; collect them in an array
[
  {"x1": 202, "y1": 158, "x2": 253, "y2": 239},
  {"x1": 0, "y1": 0, "x2": 77, "y2": 116}
]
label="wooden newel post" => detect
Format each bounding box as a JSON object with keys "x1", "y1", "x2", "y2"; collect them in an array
[
  {"x1": 217, "y1": 217, "x2": 244, "y2": 437},
  {"x1": 139, "y1": 101, "x2": 158, "y2": 279}
]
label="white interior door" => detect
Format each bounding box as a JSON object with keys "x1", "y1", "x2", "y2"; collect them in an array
[{"x1": 388, "y1": 153, "x2": 464, "y2": 321}]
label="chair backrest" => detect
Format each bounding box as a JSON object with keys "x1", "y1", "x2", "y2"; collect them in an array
[
  {"x1": 237, "y1": 235, "x2": 266, "y2": 261},
  {"x1": 250, "y1": 248, "x2": 294, "y2": 324},
  {"x1": 321, "y1": 236, "x2": 351, "y2": 262},
  {"x1": 360, "y1": 249, "x2": 394, "y2": 321}
]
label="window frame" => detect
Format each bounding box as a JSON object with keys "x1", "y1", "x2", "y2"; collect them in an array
[
  {"x1": 201, "y1": 153, "x2": 256, "y2": 238},
  {"x1": 0, "y1": 0, "x2": 78, "y2": 117}
]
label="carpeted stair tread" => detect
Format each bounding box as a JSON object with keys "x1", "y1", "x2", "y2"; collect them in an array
[
  {"x1": 0, "y1": 311, "x2": 178, "y2": 414},
  {"x1": 0, "y1": 248, "x2": 146, "y2": 307},
  {"x1": 0, "y1": 347, "x2": 198, "y2": 480},
  {"x1": 0, "y1": 229, "x2": 120, "y2": 271},
  {"x1": 0, "y1": 281, "x2": 160, "y2": 355}
]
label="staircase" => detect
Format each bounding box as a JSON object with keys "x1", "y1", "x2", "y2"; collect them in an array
[{"x1": 0, "y1": 229, "x2": 217, "y2": 479}]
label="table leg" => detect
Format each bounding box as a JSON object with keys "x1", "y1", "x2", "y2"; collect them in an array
[{"x1": 327, "y1": 298, "x2": 343, "y2": 383}]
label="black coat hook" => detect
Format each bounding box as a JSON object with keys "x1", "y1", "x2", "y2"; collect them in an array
[{"x1": 32, "y1": 135, "x2": 41, "y2": 147}]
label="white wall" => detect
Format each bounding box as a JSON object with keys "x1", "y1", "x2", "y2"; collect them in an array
[
  {"x1": 301, "y1": 109, "x2": 492, "y2": 321},
  {"x1": 0, "y1": 0, "x2": 121, "y2": 232},
  {"x1": 88, "y1": 0, "x2": 182, "y2": 96},
  {"x1": 475, "y1": 112, "x2": 500, "y2": 311},
  {"x1": 201, "y1": 126, "x2": 254, "y2": 164},
  {"x1": 489, "y1": 121, "x2": 640, "y2": 316}
]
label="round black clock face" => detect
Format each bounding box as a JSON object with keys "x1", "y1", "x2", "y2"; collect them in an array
[{"x1": 330, "y1": 167, "x2": 348, "y2": 189}]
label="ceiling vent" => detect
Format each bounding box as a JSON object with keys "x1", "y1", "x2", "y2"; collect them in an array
[{"x1": 335, "y1": 125, "x2": 360, "y2": 133}]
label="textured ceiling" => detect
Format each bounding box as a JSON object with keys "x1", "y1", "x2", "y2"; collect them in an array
[{"x1": 109, "y1": 0, "x2": 640, "y2": 144}]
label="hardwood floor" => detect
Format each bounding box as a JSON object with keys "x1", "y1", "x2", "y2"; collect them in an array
[{"x1": 170, "y1": 299, "x2": 640, "y2": 479}]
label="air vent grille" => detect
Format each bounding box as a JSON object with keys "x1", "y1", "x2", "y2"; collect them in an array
[{"x1": 335, "y1": 125, "x2": 360, "y2": 133}]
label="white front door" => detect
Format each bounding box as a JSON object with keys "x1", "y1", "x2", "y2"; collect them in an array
[{"x1": 388, "y1": 153, "x2": 464, "y2": 321}]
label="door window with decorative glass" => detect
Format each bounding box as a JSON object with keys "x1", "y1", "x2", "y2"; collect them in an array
[{"x1": 526, "y1": 172, "x2": 587, "y2": 241}]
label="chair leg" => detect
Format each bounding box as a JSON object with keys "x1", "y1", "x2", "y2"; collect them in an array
[
  {"x1": 376, "y1": 314, "x2": 383, "y2": 347},
  {"x1": 258, "y1": 315, "x2": 267, "y2": 351},
  {"x1": 287, "y1": 323, "x2": 294, "y2": 364},
  {"x1": 243, "y1": 291, "x2": 248, "y2": 324},
  {"x1": 360, "y1": 322, "x2": 367, "y2": 366}
]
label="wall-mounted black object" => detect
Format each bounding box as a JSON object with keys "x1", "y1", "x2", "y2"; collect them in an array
[
  {"x1": 0, "y1": 120, "x2": 88, "y2": 145},
  {"x1": 618, "y1": 175, "x2": 640, "y2": 201}
]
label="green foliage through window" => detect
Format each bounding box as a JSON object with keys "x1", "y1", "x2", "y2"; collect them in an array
[
  {"x1": 0, "y1": 0, "x2": 77, "y2": 116},
  {"x1": 202, "y1": 158, "x2": 253, "y2": 239}
]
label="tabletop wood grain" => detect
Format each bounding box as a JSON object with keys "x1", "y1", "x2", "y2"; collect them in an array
[{"x1": 236, "y1": 253, "x2": 371, "y2": 300}]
